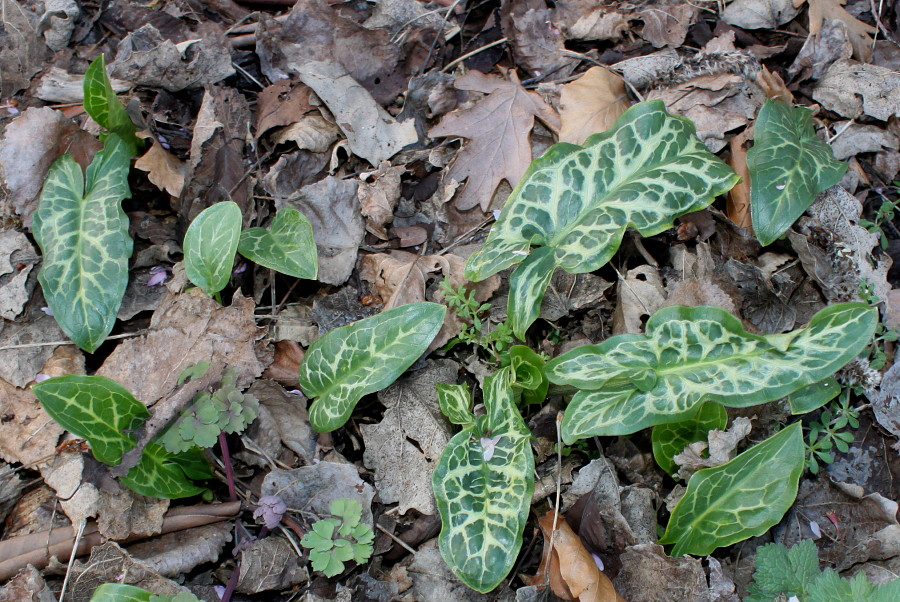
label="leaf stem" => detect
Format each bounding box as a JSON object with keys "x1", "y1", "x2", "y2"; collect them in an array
[{"x1": 219, "y1": 432, "x2": 238, "y2": 502}]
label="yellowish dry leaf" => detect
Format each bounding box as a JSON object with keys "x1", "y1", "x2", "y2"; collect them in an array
[
  {"x1": 134, "y1": 139, "x2": 189, "y2": 197},
  {"x1": 794, "y1": 0, "x2": 876, "y2": 60},
  {"x1": 559, "y1": 67, "x2": 630, "y2": 145}
]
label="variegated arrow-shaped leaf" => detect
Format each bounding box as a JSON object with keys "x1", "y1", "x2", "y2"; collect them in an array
[
  {"x1": 33, "y1": 375, "x2": 149, "y2": 465},
  {"x1": 301, "y1": 302, "x2": 446, "y2": 432},
  {"x1": 83, "y1": 54, "x2": 141, "y2": 156},
  {"x1": 748, "y1": 99, "x2": 847, "y2": 246},
  {"x1": 433, "y1": 367, "x2": 534, "y2": 593},
  {"x1": 652, "y1": 401, "x2": 727, "y2": 475},
  {"x1": 465, "y1": 100, "x2": 739, "y2": 338},
  {"x1": 437, "y1": 383, "x2": 475, "y2": 427},
  {"x1": 183, "y1": 201, "x2": 242, "y2": 297},
  {"x1": 659, "y1": 423, "x2": 805, "y2": 556},
  {"x1": 238, "y1": 206, "x2": 318, "y2": 279},
  {"x1": 547, "y1": 303, "x2": 876, "y2": 441},
  {"x1": 121, "y1": 442, "x2": 210, "y2": 499},
  {"x1": 33, "y1": 134, "x2": 133, "y2": 352}
]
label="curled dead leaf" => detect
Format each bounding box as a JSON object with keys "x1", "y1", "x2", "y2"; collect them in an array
[{"x1": 726, "y1": 129, "x2": 753, "y2": 230}]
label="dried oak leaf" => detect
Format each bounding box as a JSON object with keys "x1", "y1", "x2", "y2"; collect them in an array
[
  {"x1": 359, "y1": 161, "x2": 405, "y2": 239},
  {"x1": 559, "y1": 66, "x2": 629, "y2": 145},
  {"x1": 795, "y1": 0, "x2": 876, "y2": 61},
  {"x1": 522, "y1": 510, "x2": 624, "y2": 601},
  {"x1": 429, "y1": 70, "x2": 560, "y2": 211}
]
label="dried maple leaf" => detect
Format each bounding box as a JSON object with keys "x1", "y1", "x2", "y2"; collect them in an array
[
  {"x1": 559, "y1": 67, "x2": 629, "y2": 145},
  {"x1": 794, "y1": 0, "x2": 876, "y2": 61},
  {"x1": 429, "y1": 70, "x2": 560, "y2": 211}
]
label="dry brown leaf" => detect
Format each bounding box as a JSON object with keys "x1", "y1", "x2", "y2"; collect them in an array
[
  {"x1": 674, "y1": 417, "x2": 753, "y2": 480},
  {"x1": 501, "y1": 0, "x2": 573, "y2": 77},
  {"x1": 255, "y1": 79, "x2": 315, "y2": 137},
  {"x1": 522, "y1": 510, "x2": 624, "y2": 602},
  {"x1": 0, "y1": 378, "x2": 65, "y2": 468},
  {"x1": 134, "y1": 138, "x2": 189, "y2": 197},
  {"x1": 271, "y1": 114, "x2": 340, "y2": 153},
  {"x1": 639, "y1": 3, "x2": 697, "y2": 48},
  {"x1": 429, "y1": 70, "x2": 560, "y2": 211},
  {"x1": 795, "y1": 0, "x2": 876, "y2": 60},
  {"x1": 559, "y1": 67, "x2": 629, "y2": 145},
  {"x1": 612, "y1": 265, "x2": 666, "y2": 335},
  {"x1": 263, "y1": 340, "x2": 304, "y2": 386},
  {"x1": 756, "y1": 66, "x2": 794, "y2": 103},
  {"x1": 359, "y1": 161, "x2": 405, "y2": 239},
  {"x1": 726, "y1": 129, "x2": 753, "y2": 230}
]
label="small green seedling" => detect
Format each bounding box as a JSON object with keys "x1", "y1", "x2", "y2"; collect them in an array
[
  {"x1": 805, "y1": 388, "x2": 859, "y2": 474},
  {"x1": 300, "y1": 498, "x2": 374, "y2": 577},
  {"x1": 747, "y1": 540, "x2": 900, "y2": 601},
  {"x1": 90, "y1": 583, "x2": 201, "y2": 601},
  {"x1": 438, "y1": 280, "x2": 513, "y2": 360}
]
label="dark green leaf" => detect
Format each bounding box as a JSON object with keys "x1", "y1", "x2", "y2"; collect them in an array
[
  {"x1": 83, "y1": 55, "x2": 141, "y2": 156},
  {"x1": 651, "y1": 402, "x2": 728, "y2": 475},
  {"x1": 788, "y1": 377, "x2": 841, "y2": 414},
  {"x1": 121, "y1": 442, "x2": 209, "y2": 499}
]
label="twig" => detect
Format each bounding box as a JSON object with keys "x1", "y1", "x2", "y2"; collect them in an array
[
  {"x1": 58, "y1": 518, "x2": 86, "y2": 602},
  {"x1": 441, "y1": 38, "x2": 509, "y2": 73},
  {"x1": 376, "y1": 523, "x2": 417, "y2": 555},
  {"x1": 0, "y1": 330, "x2": 148, "y2": 351}
]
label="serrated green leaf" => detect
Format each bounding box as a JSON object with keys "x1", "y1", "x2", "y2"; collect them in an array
[
  {"x1": 433, "y1": 367, "x2": 534, "y2": 593},
  {"x1": 301, "y1": 302, "x2": 446, "y2": 432},
  {"x1": 746, "y1": 540, "x2": 820, "y2": 602},
  {"x1": 90, "y1": 584, "x2": 154, "y2": 602},
  {"x1": 238, "y1": 207, "x2": 317, "y2": 279},
  {"x1": 809, "y1": 571, "x2": 900, "y2": 602},
  {"x1": 788, "y1": 377, "x2": 841, "y2": 414},
  {"x1": 437, "y1": 383, "x2": 474, "y2": 427},
  {"x1": 651, "y1": 402, "x2": 727, "y2": 475},
  {"x1": 465, "y1": 100, "x2": 739, "y2": 338},
  {"x1": 183, "y1": 201, "x2": 242, "y2": 297},
  {"x1": 121, "y1": 442, "x2": 209, "y2": 499},
  {"x1": 547, "y1": 303, "x2": 876, "y2": 440},
  {"x1": 83, "y1": 55, "x2": 141, "y2": 156},
  {"x1": 748, "y1": 99, "x2": 847, "y2": 246},
  {"x1": 659, "y1": 423, "x2": 805, "y2": 556},
  {"x1": 33, "y1": 375, "x2": 148, "y2": 465},
  {"x1": 33, "y1": 135, "x2": 133, "y2": 352}
]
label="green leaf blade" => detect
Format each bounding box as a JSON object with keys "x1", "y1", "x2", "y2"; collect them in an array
[
  {"x1": 433, "y1": 367, "x2": 534, "y2": 593},
  {"x1": 301, "y1": 302, "x2": 447, "y2": 432},
  {"x1": 465, "y1": 101, "x2": 739, "y2": 335},
  {"x1": 659, "y1": 423, "x2": 805, "y2": 556},
  {"x1": 89, "y1": 583, "x2": 154, "y2": 602},
  {"x1": 549, "y1": 303, "x2": 876, "y2": 441},
  {"x1": 437, "y1": 383, "x2": 475, "y2": 427},
  {"x1": 183, "y1": 202, "x2": 242, "y2": 296},
  {"x1": 83, "y1": 55, "x2": 141, "y2": 156},
  {"x1": 33, "y1": 375, "x2": 149, "y2": 466},
  {"x1": 652, "y1": 402, "x2": 728, "y2": 475},
  {"x1": 33, "y1": 135, "x2": 133, "y2": 352},
  {"x1": 121, "y1": 442, "x2": 209, "y2": 499},
  {"x1": 748, "y1": 99, "x2": 847, "y2": 246},
  {"x1": 237, "y1": 207, "x2": 318, "y2": 279}
]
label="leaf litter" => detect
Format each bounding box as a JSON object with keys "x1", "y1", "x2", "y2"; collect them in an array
[{"x1": 1, "y1": 0, "x2": 900, "y2": 600}]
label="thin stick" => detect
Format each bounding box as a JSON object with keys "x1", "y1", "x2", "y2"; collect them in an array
[
  {"x1": 0, "y1": 330, "x2": 148, "y2": 351},
  {"x1": 441, "y1": 38, "x2": 509, "y2": 73},
  {"x1": 376, "y1": 523, "x2": 417, "y2": 555},
  {"x1": 58, "y1": 518, "x2": 87, "y2": 602},
  {"x1": 545, "y1": 412, "x2": 564, "y2": 588}
]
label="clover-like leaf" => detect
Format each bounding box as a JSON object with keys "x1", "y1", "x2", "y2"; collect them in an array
[
  {"x1": 183, "y1": 201, "x2": 242, "y2": 297},
  {"x1": 83, "y1": 55, "x2": 141, "y2": 156},
  {"x1": 121, "y1": 442, "x2": 210, "y2": 499},
  {"x1": 33, "y1": 375, "x2": 149, "y2": 465},
  {"x1": 238, "y1": 207, "x2": 317, "y2": 279},
  {"x1": 330, "y1": 498, "x2": 363, "y2": 533},
  {"x1": 465, "y1": 100, "x2": 739, "y2": 338},
  {"x1": 659, "y1": 423, "x2": 804, "y2": 556},
  {"x1": 32, "y1": 134, "x2": 133, "y2": 352},
  {"x1": 433, "y1": 367, "x2": 534, "y2": 593},
  {"x1": 651, "y1": 401, "x2": 728, "y2": 475},
  {"x1": 301, "y1": 302, "x2": 446, "y2": 432},
  {"x1": 547, "y1": 303, "x2": 876, "y2": 441},
  {"x1": 437, "y1": 383, "x2": 474, "y2": 427},
  {"x1": 748, "y1": 99, "x2": 847, "y2": 246}
]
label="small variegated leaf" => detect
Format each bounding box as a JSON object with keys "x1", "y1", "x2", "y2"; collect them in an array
[
  {"x1": 748, "y1": 99, "x2": 847, "y2": 246},
  {"x1": 659, "y1": 423, "x2": 805, "y2": 556},
  {"x1": 651, "y1": 402, "x2": 728, "y2": 475},
  {"x1": 547, "y1": 303, "x2": 876, "y2": 441},
  {"x1": 121, "y1": 442, "x2": 210, "y2": 499},
  {"x1": 183, "y1": 201, "x2": 242, "y2": 297},
  {"x1": 83, "y1": 55, "x2": 141, "y2": 156},
  {"x1": 437, "y1": 382, "x2": 474, "y2": 427},
  {"x1": 433, "y1": 367, "x2": 534, "y2": 593},
  {"x1": 33, "y1": 135, "x2": 133, "y2": 352},
  {"x1": 465, "y1": 100, "x2": 739, "y2": 338},
  {"x1": 237, "y1": 207, "x2": 318, "y2": 279},
  {"x1": 33, "y1": 375, "x2": 149, "y2": 465},
  {"x1": 301, "y1": 302, "x2": 446, "y2": 432}
]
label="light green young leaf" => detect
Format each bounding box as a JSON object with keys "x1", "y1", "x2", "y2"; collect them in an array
[
  {"x1": 183, "y1": 201, "x2": 242, "y2": 297},
  {"x1": 331, "y1": 498, "x2": 362, "y2": 532},
  {"x1": 32, "y1": 134, "x2": 133, "y2": 352},
  {"x1": 433, "y1": 367, "x2": 534, "y2": 593},
  {"x1": 83, "y1": 54, "x2": 141, "y2": 156},
  {"x1": 547, "y1": 303, "x2": 876, "y2": 441},
  {"x1": 508, "y1": 344, "x2": 548, "y2": 406},
  {"x1": 301, "y1": 302, "x2": 446, "y2": 432},
  {"x1": 746, "y1": 540, "x2": 820, "y2": 602},
  {"x1": 465, "y1": 100, "x2": 739, "y2": 338},
  {"x1": 121, "y1": 442, "x2": 209, "y2": 499},
  {"x1": 238, "y1": 207, "x2": 318, "y2": 279},
  {"x1": 659, "y1": 423, "x2": 804, "y2": 556},
  {"x1": 748, "y1": 99, "x2": 847, "y2": 246},
  {"x1": 651, "y1": 402, "x2": 728, "y2": 475},
  {"x1": 33, "y1": 375, "x2": 148, "y2": 465},
  {"x1": 437, "y1": 383, "x2": 474, "y2": 427},
  {"x1": 89, "y1": 584, "x2": 153, "y2": 602},
  {"x1": 809, "y1": 570, "x2": 900, "y2": 602},
  {"x1": 788, "y1": 377, "x2": 841, "y2": 415}
]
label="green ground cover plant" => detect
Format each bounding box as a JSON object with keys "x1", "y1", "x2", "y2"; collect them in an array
[
  {"x1": 299, "y1": 498, "x2": 375, "y2": 577},
  {"x1": 89, "y1": 583, "x2": 201, "y2": 602}
]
